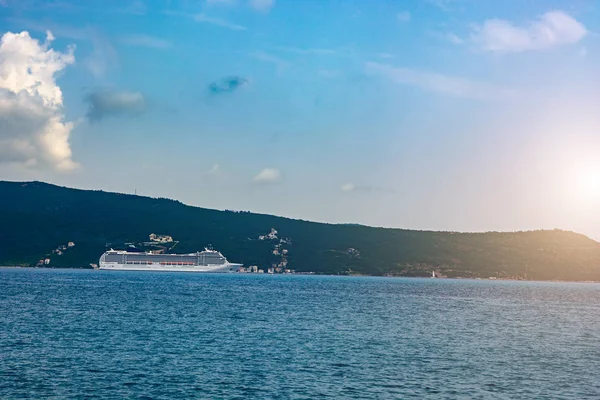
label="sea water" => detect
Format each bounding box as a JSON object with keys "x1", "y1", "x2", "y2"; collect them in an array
[{"x1": 1, "y1": 268, "x2": 599, "y2": 399}]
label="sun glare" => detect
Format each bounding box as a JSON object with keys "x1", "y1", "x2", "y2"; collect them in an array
[{"x1": 574, "y1": 167, "x2": 600, "y2": 199}]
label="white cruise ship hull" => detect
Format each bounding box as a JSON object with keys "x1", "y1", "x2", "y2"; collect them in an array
[{"x1": 99, "y1": 262, "x2": 242, "y2": 273}]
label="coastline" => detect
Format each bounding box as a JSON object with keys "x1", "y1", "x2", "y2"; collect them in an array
[{"x1": 2, "y1": 265, "x2": 599, "y2": 283}]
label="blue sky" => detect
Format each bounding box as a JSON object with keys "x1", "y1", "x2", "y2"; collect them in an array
[{"x1": 1, "y1": 0, "x2": 600, "y2": 239}]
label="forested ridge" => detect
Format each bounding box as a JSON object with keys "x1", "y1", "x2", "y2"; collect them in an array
[{"x1": 1, "y1": 181, "x2": 600, "y2": 281}]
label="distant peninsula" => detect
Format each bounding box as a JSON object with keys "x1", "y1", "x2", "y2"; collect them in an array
[{"x1": 1, "y1": 180, "x2": 600, "y2": 281}]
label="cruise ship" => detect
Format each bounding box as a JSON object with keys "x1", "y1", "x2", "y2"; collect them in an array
[{"x1": 99, "y1": 248, "x2": 242, "y2": 272}]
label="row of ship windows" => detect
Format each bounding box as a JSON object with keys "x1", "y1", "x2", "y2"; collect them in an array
[
  {"x1": 122, "y1": 257, "x2": 223, "y2": 263},
  {"x1": 125, "y1": 261, "x2": 196, "y2": 265}
]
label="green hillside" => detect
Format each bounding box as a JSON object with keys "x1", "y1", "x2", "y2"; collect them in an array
[{"x1": 1, "y1": 181, "x2": 599, "y2": 280}]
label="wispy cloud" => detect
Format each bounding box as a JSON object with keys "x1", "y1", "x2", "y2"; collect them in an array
[
  {"x1": 365, "y1": 61, "x2": 514, "y2": 100},
  {"x1": 209, "y1": 76, "x2": 249, "y2": 94},
  {"x1": 318, "y1": 69, "x2": 341, "y2": 78},
  {"x1": 397, "y1": 11, "x2": 411, "y2": 23},
  {"x1": 85, "y1": 33, "x2": 118, "y2": 77},
  {"x1": 341, "y1": 183, "x2": 394, "y2": 194},
  {"x1": 275, "y1": 46, "x2": 340, "y2": 56},
  {"x1": 120, "y1": 34, "x2": 171, "y2": 49},
  {"x1": 429, "y1": 30, "x2": 464, "y2": 45},
  {"x1": 205, "y1": 0, "x2": 275, "y2": 12},
  {"x1": 194, "y1": 13, "x2": 246, "y2": 30},
  {"x1": 164, "y1": 10, "x2": 246, "y2": 31},
  {"x1": 209, "y1": 164, "x2": 220, "y2": 174},
  {"x1": 249, "y1": 0, "x2": 275, "y2": 12},
  {"x1": 206, "y1": 0, "x2": 237, "y2": 5},
  {"x1": 7, "y1": 18, "x2": 77, "y2": 39},
  {"x1": 251, "y1": 51, "x2": 290, "y2": 70},
  {"x1": 2, "y1": 0, "x2": 85, "y2": 12},
  {"x1": 253, "y1": 168, "x2": 281, "y2": 184},
  {"x1": 471, "y1": 10, "x2": 587, "y2": 53},
  {"x1": 116, "y1": 0, "x2": 146, "y2": 15},
  {"x1": 425, "y1": 0, "x2": 464, "y2": 12},
  {"x1": 445, "y1": 32, "x2": 463, "y2": 45}
]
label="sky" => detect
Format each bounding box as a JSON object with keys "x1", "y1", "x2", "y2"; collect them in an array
[{"x1": 1, "y1": 0, "x2": 600, "y2": 239}]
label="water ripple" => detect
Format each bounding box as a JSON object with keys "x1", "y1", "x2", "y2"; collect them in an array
[{"x1": 1, "y1": 268, "x2": 600, "y2": 399}]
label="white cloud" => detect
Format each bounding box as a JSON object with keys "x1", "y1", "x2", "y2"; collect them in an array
[
  {"x1": 250, "y1": 0, "x2": 275, "y2": 12},
  {"x1": 341, "y1": 183, "x2": 355, "y2": 192},
  {"x1": 397, "y1": 11, "x2": 411, "y2": 23},
  {"x1": 253, "y1": 168, "x2": 281, "y2": 184},
  {"x1": 209, "y1": 163, "x2": 220, "y2": 174},
  {"x1": 365, "y1": 61, "x2": 514, "y2": 100},
  {"x1": 0, "y1": 31, "x2": 77, "y2": 171},
  {"x1": 341, "y1": 183, "x2": 375, "y2": 193},
  {"x1": 471, "y1": 10, "x2": 587, "y2": 53},
  {"x1": 194, "y1": 13, "x2": 246, "y2": 30},
  {"x1": 120, "y1": 34, "x2": 170, "y2": 49},
  {"x1": 7, "y1": 19, "x2": 117, "y2": 77}
]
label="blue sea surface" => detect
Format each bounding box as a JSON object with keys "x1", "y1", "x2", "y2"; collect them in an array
[{"x1": 1, "y1": 268, "x2": 600, "y2": 399}]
